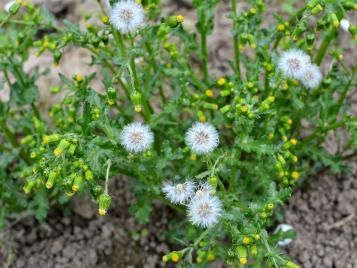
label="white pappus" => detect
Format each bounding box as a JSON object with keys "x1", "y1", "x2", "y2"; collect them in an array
[
  {"x1": 120, "y1": 122, "x2": 154, "y2": 153},
  {"x1": 187, "y1": 193, "x2": 222, "y2": 228},
  {"x1": 300, "y1": 63, "x2": 322, "y2": 89},
  {"x1": 110, "y1": 0, "x2": 145, "y2": 34},
  {"x1": 185, "y1": 122, "x2": 219, "y2": 155},
  {"x1": 162, "y1": 180, "x2": 196, "y2": 204},
  {"x1": 278, "y1": 49, "x2": 311, "y2": 79}
]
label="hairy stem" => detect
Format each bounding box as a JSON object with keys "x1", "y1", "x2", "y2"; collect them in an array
[
  {"x1": 314, "y1": 28, "x2": 337, "y2": 65},
  {"x1": 315, "y1": 9, "x2": 343, "y2": 65},
  {"x1": 145, "y1": 42, "x2": 166, "y2": 104},
  {"x1": 231, "y1": 0, "x2": 241, "y2": 80}
]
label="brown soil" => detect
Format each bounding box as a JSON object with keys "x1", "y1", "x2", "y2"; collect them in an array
[
  {"x1": 0, "y1": 0, "x2": 356, "y2": 267},
  {"x1": 0, "y1": 177, "x2": 174, "y2": 268},
  {"x1": 285, "y1": 162, "x2": 357, "y2": 268}
]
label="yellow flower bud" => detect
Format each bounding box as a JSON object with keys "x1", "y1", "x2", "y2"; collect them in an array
[
  {"x1": 290, "y1": 138, "x2": 298, "y2": 145},
  {"x1": 268, "y1": 96, "x2": 275, "y2": 102},
  {"x1": 162, "y1": 255, "x2": 169, "y2": 263},
  {"x1": 240, "y1": 105, "x2": 248, "y2": 113},
  {"x1": 242, "y1": 236, "x2": 251, "y2": 245},
  {"x1": 291, "y1": 171, "x2": 300, "y2": 180},
  {"x1": 54, "y1": 148, "x2": 62, "y2": 157},
  {"x1": 268, "y1": 133, "x2": 274, "y2": 140},
  {"x1": 74, "y1": 74, "x2": 83, "y2": 82},
  {"x1": 240, "y1": 257, "x2": 248, "y2": 265},
  {"x1": 207, "y1": 251, "x2": 215, "y2": 261},
  {"x1": 98, "y1": 208, "x2": 107, "y2": 216},
  {"x1": 277, "y1": 23, "x2": 286, "y2": 32},
  {"x1": 254, "y1": 234, "x2": 260, "y2": 240},
  {"x1": 292, "y1": 156, "x2": 298, "y2": 163},
  {"x1": 217, "y1": 78, "x2": 226, "y2": 86},
  {"x1": 176, "y1": 15, "x2": 184, "y2": 23},
  {"x1": 101, "y1": 15, "x2": 109, "y2": 25},
  {"x1": 205, "y1": 89, "x2": 214, "y2": 97},
  {"x1": 171, "y1": 252, "x2": 180, "y2": 262},
  {"x1": 281, "y1": 82, "x2": 289, "y2": 90},
  {"x1": 134, "y1": 105, "x2": 142, "y2": 113}
]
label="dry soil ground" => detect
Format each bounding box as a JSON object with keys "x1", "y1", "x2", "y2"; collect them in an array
[{"x1": 0, "y1": 0, "x2": 356, "y2": 267}]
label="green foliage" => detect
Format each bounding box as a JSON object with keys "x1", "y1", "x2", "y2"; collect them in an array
[{"x1": 0, "y1": 0, "x2": 356, "y2": 267}]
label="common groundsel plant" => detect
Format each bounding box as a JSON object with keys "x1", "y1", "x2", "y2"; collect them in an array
[{"x1": 0, "y1": 0, "x2": 356, "y2": 266}]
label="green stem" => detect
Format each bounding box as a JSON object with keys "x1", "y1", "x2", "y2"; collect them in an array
[
  {"x1": 314, "y1": 28, "x2": 337, "y2": 65},
  {"x1": 105, "y1": 159, "x2": 111, "y2": 194},
  {"x1": 31, "y1": 103, "x2": 41, "y2": 120},
  {"x1": 298, "y1": 120, "x2": 346, "y2": 148},
  {"x1": 0, "y1": 14, "x2": 11, "y2": 27},
  {"x1": 129, "y1": 36, "x2": 154, "y2": 115},
  {"x1": 231, "y1": 0, "x2": 241, "y2": 80},
  {"x1": 3, "y1": 70, "x2": 11, "y2": 86},
  {"x1": 191, "y1": 69, "x2": 207, "y2": 90},
  {"x1": 112, "y1": 28, "x2": 126, "y2": 56},
  {"x1": 7, "y1": 57, "x2": 41, "y2": 120},
  {"x1": 315, "y1": 9, "x2": 343, "y2": 65},
  {"x1": 272, "y1": 7, "x2": 306, "y2": 50},
  {"x1": 0, "y1": 120, "x2": 30, "y2": 164},
  {"x1": 87, "y1": 46, "x2": 130, "y2": 98},
  {"x1": 335, "y1": 73, "x2": 354, "y2": 114},
  {"x1": 193, "y1": 227, "x2": 213, "y2": 247},
  {"x1": 229, "y1": 167, "x2": 237, "y2": 192},
  {"x1": 1, "y1": 120, "x2": 19, "y2": 148},
  {"x1": 145, "y1": 42, "x2": 166, "y2": 104},
  {"x1": 127, "y1": 64, "x2": 150, "y2": 121},
  {"x1": 201, "y1": 29, "x2": 208, "y2": 82}
]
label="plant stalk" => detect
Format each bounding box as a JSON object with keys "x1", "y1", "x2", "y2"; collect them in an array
[{"x1": 231, "y1": 0, "x2": 241, "y2": 80}]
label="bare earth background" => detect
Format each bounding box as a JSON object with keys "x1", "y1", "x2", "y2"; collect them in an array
[{"x1": 0, "y1": 0, "x2": 356, "y2": 267}]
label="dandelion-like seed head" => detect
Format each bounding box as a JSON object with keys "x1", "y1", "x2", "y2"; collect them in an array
[
  {"x1": 300, "y1": 64, "x2": 322, "y2": 89},
  {"x1": 110, "y1": 0, "x2": 145, "y2": 34},
  {"x1": 188, "y1": 194, "x2": 222, "y2": 228},
  {"x1": 4, "y1": 1, "x2": 16, "y2": 13},
  {"x1": 120, "y1": 122, "x2": 154, "y2": 153},
  {"x1": 340, "y1": 19, "x2": 350, "y2": 32},
  {"x1": 185, "y1": 122, "x2": 219, "y2": 155},
  {"x1": 162, "y1": 180, "x2": 195, "y2": 204},
  {"x1": 194, "y1": 182, "x2": 214, "y2": 199},
  {"x1": 278, "y1": 49, "x2": 311, "y2": 79}
]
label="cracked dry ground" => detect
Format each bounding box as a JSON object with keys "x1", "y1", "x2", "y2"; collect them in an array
[
  {"x1": 285, "y1": 162, "x2": 357, "y2": 268},
  {"x1": 0, "y1": 0, "x2": 356, "y2": 267},
  {"x1": 0, "y1": 178, "x2": 176, "y2": 268}
]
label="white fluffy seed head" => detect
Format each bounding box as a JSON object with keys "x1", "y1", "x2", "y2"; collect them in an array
[
  {"x1": 300, "y1": 64, "x2": 322, "y2": 89},
  {"x1": 274, "y1": 224, "x2": 294, "y2": 247},
  {"x1": 278, "y1": 49, "x2": 311, "y2": 79},
  {"x1": 162, "y1": 180, "x2": 196, "y2": 204},
  {"x1": 340, "y1": 19, "x2": 350, "y2": 32},
  {"x1": 110, "y1": 0, "x2": 145, "y2": 34},
  {"x1": 120, "y1": 122, "x2": 154, "y2": 153},
  {"x1": 4, "y1": 1, "x2": 16, "y2": 12},
  {"x1": 188, "y1": 194, "x2": 222, "y2": 228},
  {"x1": 194, "y1": 182, "x2": 215, "y2": 199},
  {"x1": 185, "y1": 122, "x2": 219, "y2": 155}
]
